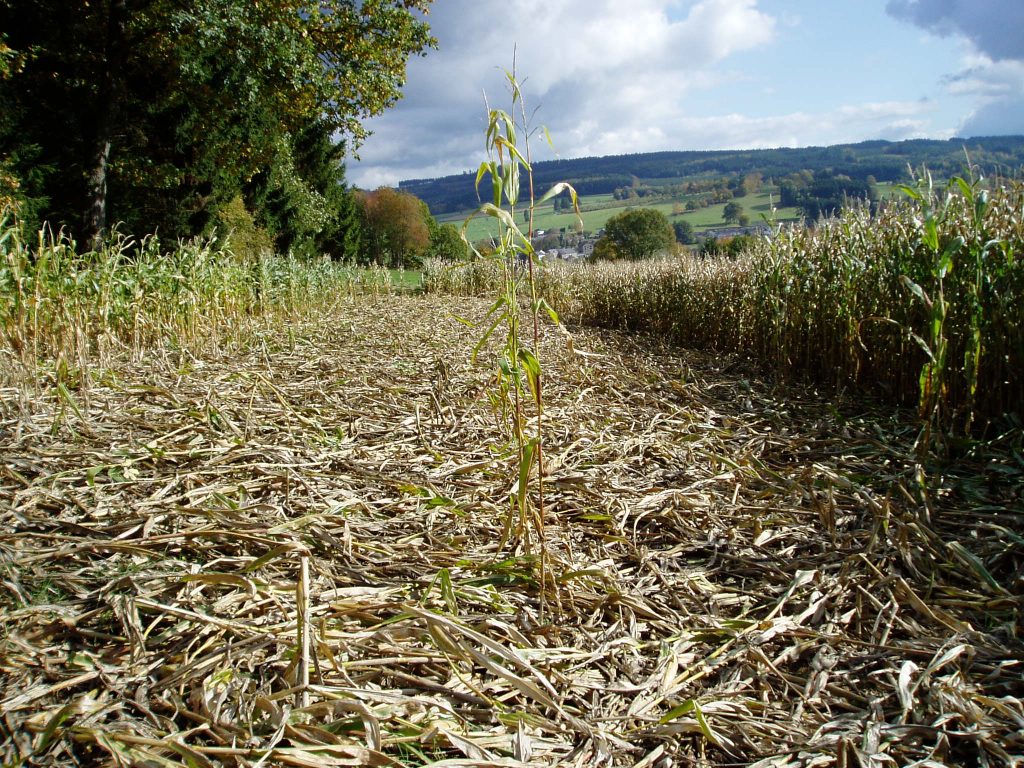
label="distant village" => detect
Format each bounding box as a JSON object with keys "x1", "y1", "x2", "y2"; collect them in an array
[{"x1": 532, "y1": 223, "x2": 773, "y2": 261}]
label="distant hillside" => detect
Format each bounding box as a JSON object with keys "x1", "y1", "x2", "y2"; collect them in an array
[{"x1": 398, "y1": 136, "x2": 1024, "y2": 215}]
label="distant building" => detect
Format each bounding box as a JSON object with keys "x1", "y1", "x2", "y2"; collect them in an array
[{"x1": 698, "y1": 223, "x2": 773, "y2": 240}]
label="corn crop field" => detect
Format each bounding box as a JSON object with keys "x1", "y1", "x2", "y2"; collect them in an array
[
  {"x1": 1, "y1": 198, "x2": 1022, "y2": 767},
  {"x1": 428, "y1": 176, "x2": 1024, "y2": 448}
]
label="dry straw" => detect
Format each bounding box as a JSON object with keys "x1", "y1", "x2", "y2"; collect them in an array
[{"x1": 1, "y1": 293, "x2": 1021, "y2": 766}]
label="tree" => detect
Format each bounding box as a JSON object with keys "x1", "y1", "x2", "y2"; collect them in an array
[
  {"x1": 723, "y1": 201, "x2": 743, "y2": 224},
  {"x1": 799, "y1": 173, "x2": 877, "y2": 219},
  {"x1": 591, "y1": 236, "x2": 620, "y2": 261},
  {"x1": 0, "y1": 0, "x2": 434, "y2": 243},
  {"x1": 536, "y1": 232, "x2": 561, "y2": 251},
  {"x1": 245, "y1": 119, "x2": 360, "y2": 260},
  {"x1": 742, "y1": 172, "x2": 763, "y2": 195},
  {"x1": 673, "y1": 219, "x2": 695, "y2": 244},
  {"x1": 357, "y1": 187, "x2": 431, "y2": 268},
  {"x1": 426, "y1": 220, "x2": 468, "y2": 262},
  {"x1": 600, "y1": 208, "x2": 674, "y2": 260}
]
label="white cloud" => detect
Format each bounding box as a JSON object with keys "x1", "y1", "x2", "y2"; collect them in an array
[
  {"x1": 350, "y1": 0, "x2": 778, "y2": 187},
  {"x1": 948, "y1": 57, "x2": 1024, "y2": 136},
  {"x1": 350, "y1": 0, "x2": 1018, "y2": 189},
  {"x1": 886, "y1": 1, "x2": 1024, "y2": 139}
]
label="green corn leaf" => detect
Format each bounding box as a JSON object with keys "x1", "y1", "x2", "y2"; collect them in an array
[
  {"x1": 56, "y1": 382, "x2": 85, "y2": 421},
  {"x1": 907, "y1": 332, "x2": 935, "y2": 360},
  {"x1": 923, "y1": 216, "x2": 939, "y2": 252},
  {"x1": 475, "y1": 161, "x2": 498, "y2": 200},
  {"x1": 692, "y1": 701, "x2": 728, "y2": 749},
  {"x1": 937, "y1": 235, "x2": 964, "y2": 277},
  {"x1": 478, "y1": 202, "x2": 519, "y2": 233},
  {"x1": 472, "y1": 304, "x2": 509, "y2": 363},
  {"x1": 899, "y1": 275, "x2": 931, "y2": 309},
  {"x1": 496, "y1": 135, "x2": 531, "y2": 171},
  {"x1": 503, "y1": 160, "x2": 520, "y2": 207},
  {"x1": 538, "y1": 182, "x2": 572, "y2": 204},
  {"x1": 896, "y1": 183, "x2": 922, "y2": 200},
  {"x1": 537, "y1": 298, "x2": 560, "y2": 325},
  {"x1": 952, "y1": 175, "x2": 971, "y2": 198},
  {"x1": 518, "y1": 348, "x2": 542, "y2": 408},
  {"x1": 658, "y1": 699, "x2": 696, "y2": 724},
  {"x1": 542, "y1": 124, "x2": 556, "y2": 150},
  {"x1": 975, "y1": 188, "x2": 989, "y2": 223},
  {"x1": 517, "y1": 438, "x2": 539, "y2": 512},
  {"x1": 947, "y1": 540, "x2": 1009, "y2": 595},
  {"x1": 438, "y1": 568, "x2": 458, "y2": 614}
]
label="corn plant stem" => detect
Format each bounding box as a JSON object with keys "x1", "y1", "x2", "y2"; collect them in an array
[
  {"x1": 297, "y1": 551, "x2": 311, "y2": 709},
  {"x1": 517, "y1": 87, "x2": 551, "y2": 622}
]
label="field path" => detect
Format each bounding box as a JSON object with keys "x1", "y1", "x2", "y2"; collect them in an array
[{"x1": 2, "y1": 295, "x2": 1021, "y2": 766}]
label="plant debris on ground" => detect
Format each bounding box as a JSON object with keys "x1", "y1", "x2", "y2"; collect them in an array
[{"x1": 1, "y1": 295, "x2": 1021, "y2": 767}]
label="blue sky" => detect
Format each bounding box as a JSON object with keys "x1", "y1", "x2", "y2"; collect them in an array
[{"x1": 349, "y1": 0, "x2": 1024, "y2": 188}]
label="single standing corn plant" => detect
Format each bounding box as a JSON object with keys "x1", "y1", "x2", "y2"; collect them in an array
[{"x1": 461, "y1": 66, "x2": 579, "y2": 618}]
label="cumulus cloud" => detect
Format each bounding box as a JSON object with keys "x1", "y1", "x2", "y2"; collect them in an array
[
  {"x1": 885, "y1": 0, "x2": 1024, "y2": 61},
  {"x1": 349, "y1": 0, "x2": 1018, "y2": 189},
  {"x1": 886, "y1": 1, "x2": 1024, "y2": 138},
  {"x1": 350, "y1": 0, "x2": 778, "y2": 187}
]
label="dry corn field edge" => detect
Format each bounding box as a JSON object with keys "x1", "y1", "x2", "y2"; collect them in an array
[{"x1": 1, "y1": 294, "x2": 1021, "y2": 768}]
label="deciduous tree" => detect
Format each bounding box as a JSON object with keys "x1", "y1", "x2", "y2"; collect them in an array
[
  {"x1": 357, "y1": 187, "x2": 431, "y2": 268},
  {"x1": 425, "y1": 220, "x2": 468, "y2": 262},
  {"x1": 0, "y1": 0, "x2": 434, "y2": 243},
  {"x1": 673, "y1": 219, "x2": 695, "y2": 244},
  {"x1": 723, "y1": 201, "x2": 743, "y2": 224},
  {"x1": 599, "y1": 208, "x2": 674, "y2": 260}
]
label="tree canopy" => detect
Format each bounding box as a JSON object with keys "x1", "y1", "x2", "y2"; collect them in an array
[
  {"x1": 722, "y1": 201, "x2": 744, "y2": 224},
  {"x1": 0, "y1": 0, "x2": 434, "y2": 246},
  {"x1": 596, "y1": 208, "x2": 675, "y2": 261},
  {"x1": 356, "y1": 187, "x2": 430, "y2": 268},
  {"x1": 780, "y1": 172, "x2": 877, "y2": 220},
  {"x1": 673, "y1": 219, "x2": 695, "y2": 245}
]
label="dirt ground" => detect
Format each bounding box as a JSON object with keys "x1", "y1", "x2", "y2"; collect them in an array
[{"x1": 1, "y1": 294, "x2": 1021, "y2": 767}]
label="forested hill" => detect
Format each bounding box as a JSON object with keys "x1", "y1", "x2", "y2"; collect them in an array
[{"x1": 399, "y1": 135, "x2": 1024, "y2": 214}]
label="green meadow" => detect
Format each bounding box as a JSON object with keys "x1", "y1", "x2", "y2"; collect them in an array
[{"x1": 439, "y1": 187, "x2": 803, "y2": 243}]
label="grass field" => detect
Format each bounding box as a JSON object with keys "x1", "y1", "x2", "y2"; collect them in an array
[
  {"x1": 439, "y1": 188, "x2": 802, "y2": 243},
  {"x1": 388, "y1": 267, "x2": 423, "y2": 291}
]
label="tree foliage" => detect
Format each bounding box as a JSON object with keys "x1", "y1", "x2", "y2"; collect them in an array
[
  {"x1": 426, "y1": 219, "x2": 468, "y2": 262},
  {"x1": 673, "y1": 219, "x2": 695, "y2": 245},
  {"x1": 722, "y1": 201, "x2": 743, "y2": 224},
  {"x1": 356, "y1": 187, "x2": 431, "y2": 268},
  {"x1": 701, "y1": 234, "x2": 756, "y2": 259},
  {"x1": 597, "y1": 208, "x2": 674, "y2": 261},
  {"x1": 779, "y1": 170, "x2": 878, "y2": 220},
  {"x1": 0, "y1": 0, "x2": 434, "y2": 245}
]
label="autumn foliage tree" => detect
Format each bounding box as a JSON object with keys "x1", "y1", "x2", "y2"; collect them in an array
[{"x1": 356, "y1": 188, "x2": 432, "y2": 268}]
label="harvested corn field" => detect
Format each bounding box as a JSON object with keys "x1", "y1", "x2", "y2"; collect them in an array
[{"x1": 1, "y1": 294, "x2": 1021, "y2": 767}]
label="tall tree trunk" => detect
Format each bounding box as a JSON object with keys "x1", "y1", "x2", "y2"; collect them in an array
[
  {"x1": 86, "y1": 136, "x2": 112, "y2": 250},
  {"x1": 86, "y1": 0, "x2": 127, "y2": 250}
]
